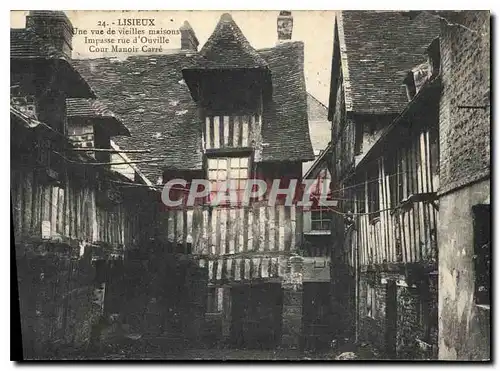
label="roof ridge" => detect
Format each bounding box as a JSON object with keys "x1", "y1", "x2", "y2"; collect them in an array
[
  {"x1": 198, "y1": 12, "x2": 268, "y2": 68},
  {"x1": 256, "y1": 40, "x2": 304, "y2": 53}
]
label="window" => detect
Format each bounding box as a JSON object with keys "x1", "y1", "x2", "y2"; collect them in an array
[
  {"x1": 311, "y1": 206, "x2": 331, "y2": 231},
  {"x1": 208, "y1": 157, "x2": 249, "y2": 205},
  {"x1": 473, "y1": 204, "x2": 490, "y2": 306},
  {"x1": 367, "y1": 283, "x2": 377, "y2": 318}
]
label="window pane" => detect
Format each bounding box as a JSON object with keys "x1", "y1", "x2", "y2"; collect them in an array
[
  {"x1": 218, "y1": 159, "x2": 227, "y2": 170},
  {"x1": 208, "y1": 159, "x2": 218, "y2": 170},
  {"x1": 217, "y1": 170, "x2": 227, "y2": 180},
  {"x1": 210, "y1": 180, "x2": 218, "y2": 192},
  {"x1": 230, "y1": 157, "x2": 240, "y2": 167},
  {"x1": 208, "y1": 170, "x2": 218, "y2": 180},
  {"x1": 239, "y1": 179, "x2": 247, "y2": 191},
  {"x1": 230, "y1": 169, "x2": 240, "y2": 179},
  {"x1": 239, "y1": 169, "x2": 248, "y2": 178},
  {"x1": 240, "y1": 157, "x2": 248, "y2": 168}
]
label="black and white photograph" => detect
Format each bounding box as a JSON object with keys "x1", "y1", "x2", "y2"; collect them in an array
[{"x1": 10, "y1": 9, "x2": 491, "y2": 361}]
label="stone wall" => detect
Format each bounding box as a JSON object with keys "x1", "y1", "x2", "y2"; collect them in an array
[
  {"x1": 438, "y1": 11, "x2": 490, "y2": 195},
  {"x1": 358, "y1": 271, "x2": 438, "y2": 359},
  {"x1": 438, "y1": 179, "x2": 490, "y2": 360},
  {"x1": 437, "y1": 10, "x2": 491, "y2": 361}
]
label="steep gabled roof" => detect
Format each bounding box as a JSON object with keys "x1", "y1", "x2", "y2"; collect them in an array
[
  {"x1": 72, "y1": 17, "x2": 313, "y2": 180},
  {"x1": 66, "y1": 98, "x2": 131, "y2": 137},
  {"x1": 258, "y1": 41, "x2": 313, "y2": 162},
  {"x1": 196, "y1": 13, "x2": 269, "y2": 69},
  {"x1": 336, "y1": 11, "x2": 440, "y2": 114}
]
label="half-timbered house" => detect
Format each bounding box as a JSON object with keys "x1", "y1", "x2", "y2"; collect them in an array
[
  {"x1": 10, "y1": 11, "x2": 157, "y2": 358},
  {"x1": 327, "y1": 11, "x2": 440, "y2": 357}
]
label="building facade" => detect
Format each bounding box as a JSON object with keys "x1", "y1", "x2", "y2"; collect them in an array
[
  {"x1": 72, "y1": 11, "x2": 340, "y2": 350},
  {"x1": 11, "y1": 11, "x2": 159, "y2": 358},
  {"x1": 436, "y1": 11, "x2": 490, "y2": 361},
  {"x1": 327, "y1": 11, "x2": 441, "y2": 357}
]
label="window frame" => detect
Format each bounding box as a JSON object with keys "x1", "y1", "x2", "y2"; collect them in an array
[
  {"x1": 310, "y1": 206, "x2": 332, "y2": 232},
  {"x1": 207, "y1": 155, "x2": 251, "y2": 206}
]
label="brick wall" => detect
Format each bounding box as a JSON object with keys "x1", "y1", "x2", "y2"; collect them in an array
[{"x1": 439, "y1": 11, "x2": 490, "y2": 195}]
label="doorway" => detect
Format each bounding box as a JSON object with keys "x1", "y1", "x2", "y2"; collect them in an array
[
  {"x1": 303, "y1": 282, "x2": 331, "y2": 351},
  {"x1": 230, "y1": 283, "x2": 283, "y2": 349}
]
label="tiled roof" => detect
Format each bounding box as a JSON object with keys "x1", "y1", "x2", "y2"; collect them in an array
[
  {"x1": 11, "y1": 27, "x2": 96, "y2": 98},
  {"x1": 258, "y1": 42, "x2": 313, "y2": 162},
  {"x1": 66, "y1": 98, "x2": 131, "y2": 137},
  {"x1": 11, "y1": 28, "x2": 67, "y2": 61},
  {"x1": 72, "y1": 31, "x2": 313, "y2": 180},
  {"x1": 338, "y1": 11, "x2": 440, "y2": 114},
  {"x1": 196, "y1": 13, "x2": 269, "y2": 69}
]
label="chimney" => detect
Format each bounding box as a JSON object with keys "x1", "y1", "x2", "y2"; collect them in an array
[
  {"x1": 180, "y1": 21, "x2": 199, "y2": 52},
  {"x1": 277, "y1": 11, "x2": 293, "y2": 42},
  {"x1": 26, "y1": 11, "x2": 74, "y2": 59}
]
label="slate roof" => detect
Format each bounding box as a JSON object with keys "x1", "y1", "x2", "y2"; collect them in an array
[
  {"x1": 66, "y1": 98, "x2": 131, "y2": 137},
  {"x1": 337, "y1": 11, "x2": 440, "y2": 114},
  {"x1": 11, "y1": 28, "x2": 67, "y2": 60},
  {"x1": 72, "y1": 54, "x2": 203, "y2": 182},
  {"x1": 72, "y1": 18, "x2": 313, "y2": 181},
  {"x1": 196, "y1": 13, "x2": 269, "y2": 70},
  {"x1": 11, "y1": 27, "x2": 96, "y2": 98},
  {"x1": 258, "y1": 42, "x2": 313, "y2": 162}
]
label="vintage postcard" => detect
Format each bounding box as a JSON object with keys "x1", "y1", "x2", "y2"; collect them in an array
[{"x1": 10, "y1": 10, "x2": 491, "y2": 361}]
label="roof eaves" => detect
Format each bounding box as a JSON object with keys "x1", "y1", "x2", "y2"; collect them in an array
[
  {"x1": 355, "y1": 75, "x2": 442, "y2": 170},
  {"x1": 337, "y1": 12, "x2": 353, "y2": 112},
  {"x1": 303, "y1": 143, "x2": 332, "y2": 180},
  {"x1": 110, "y1": 140, "x2": 154, "y2": 188}
]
